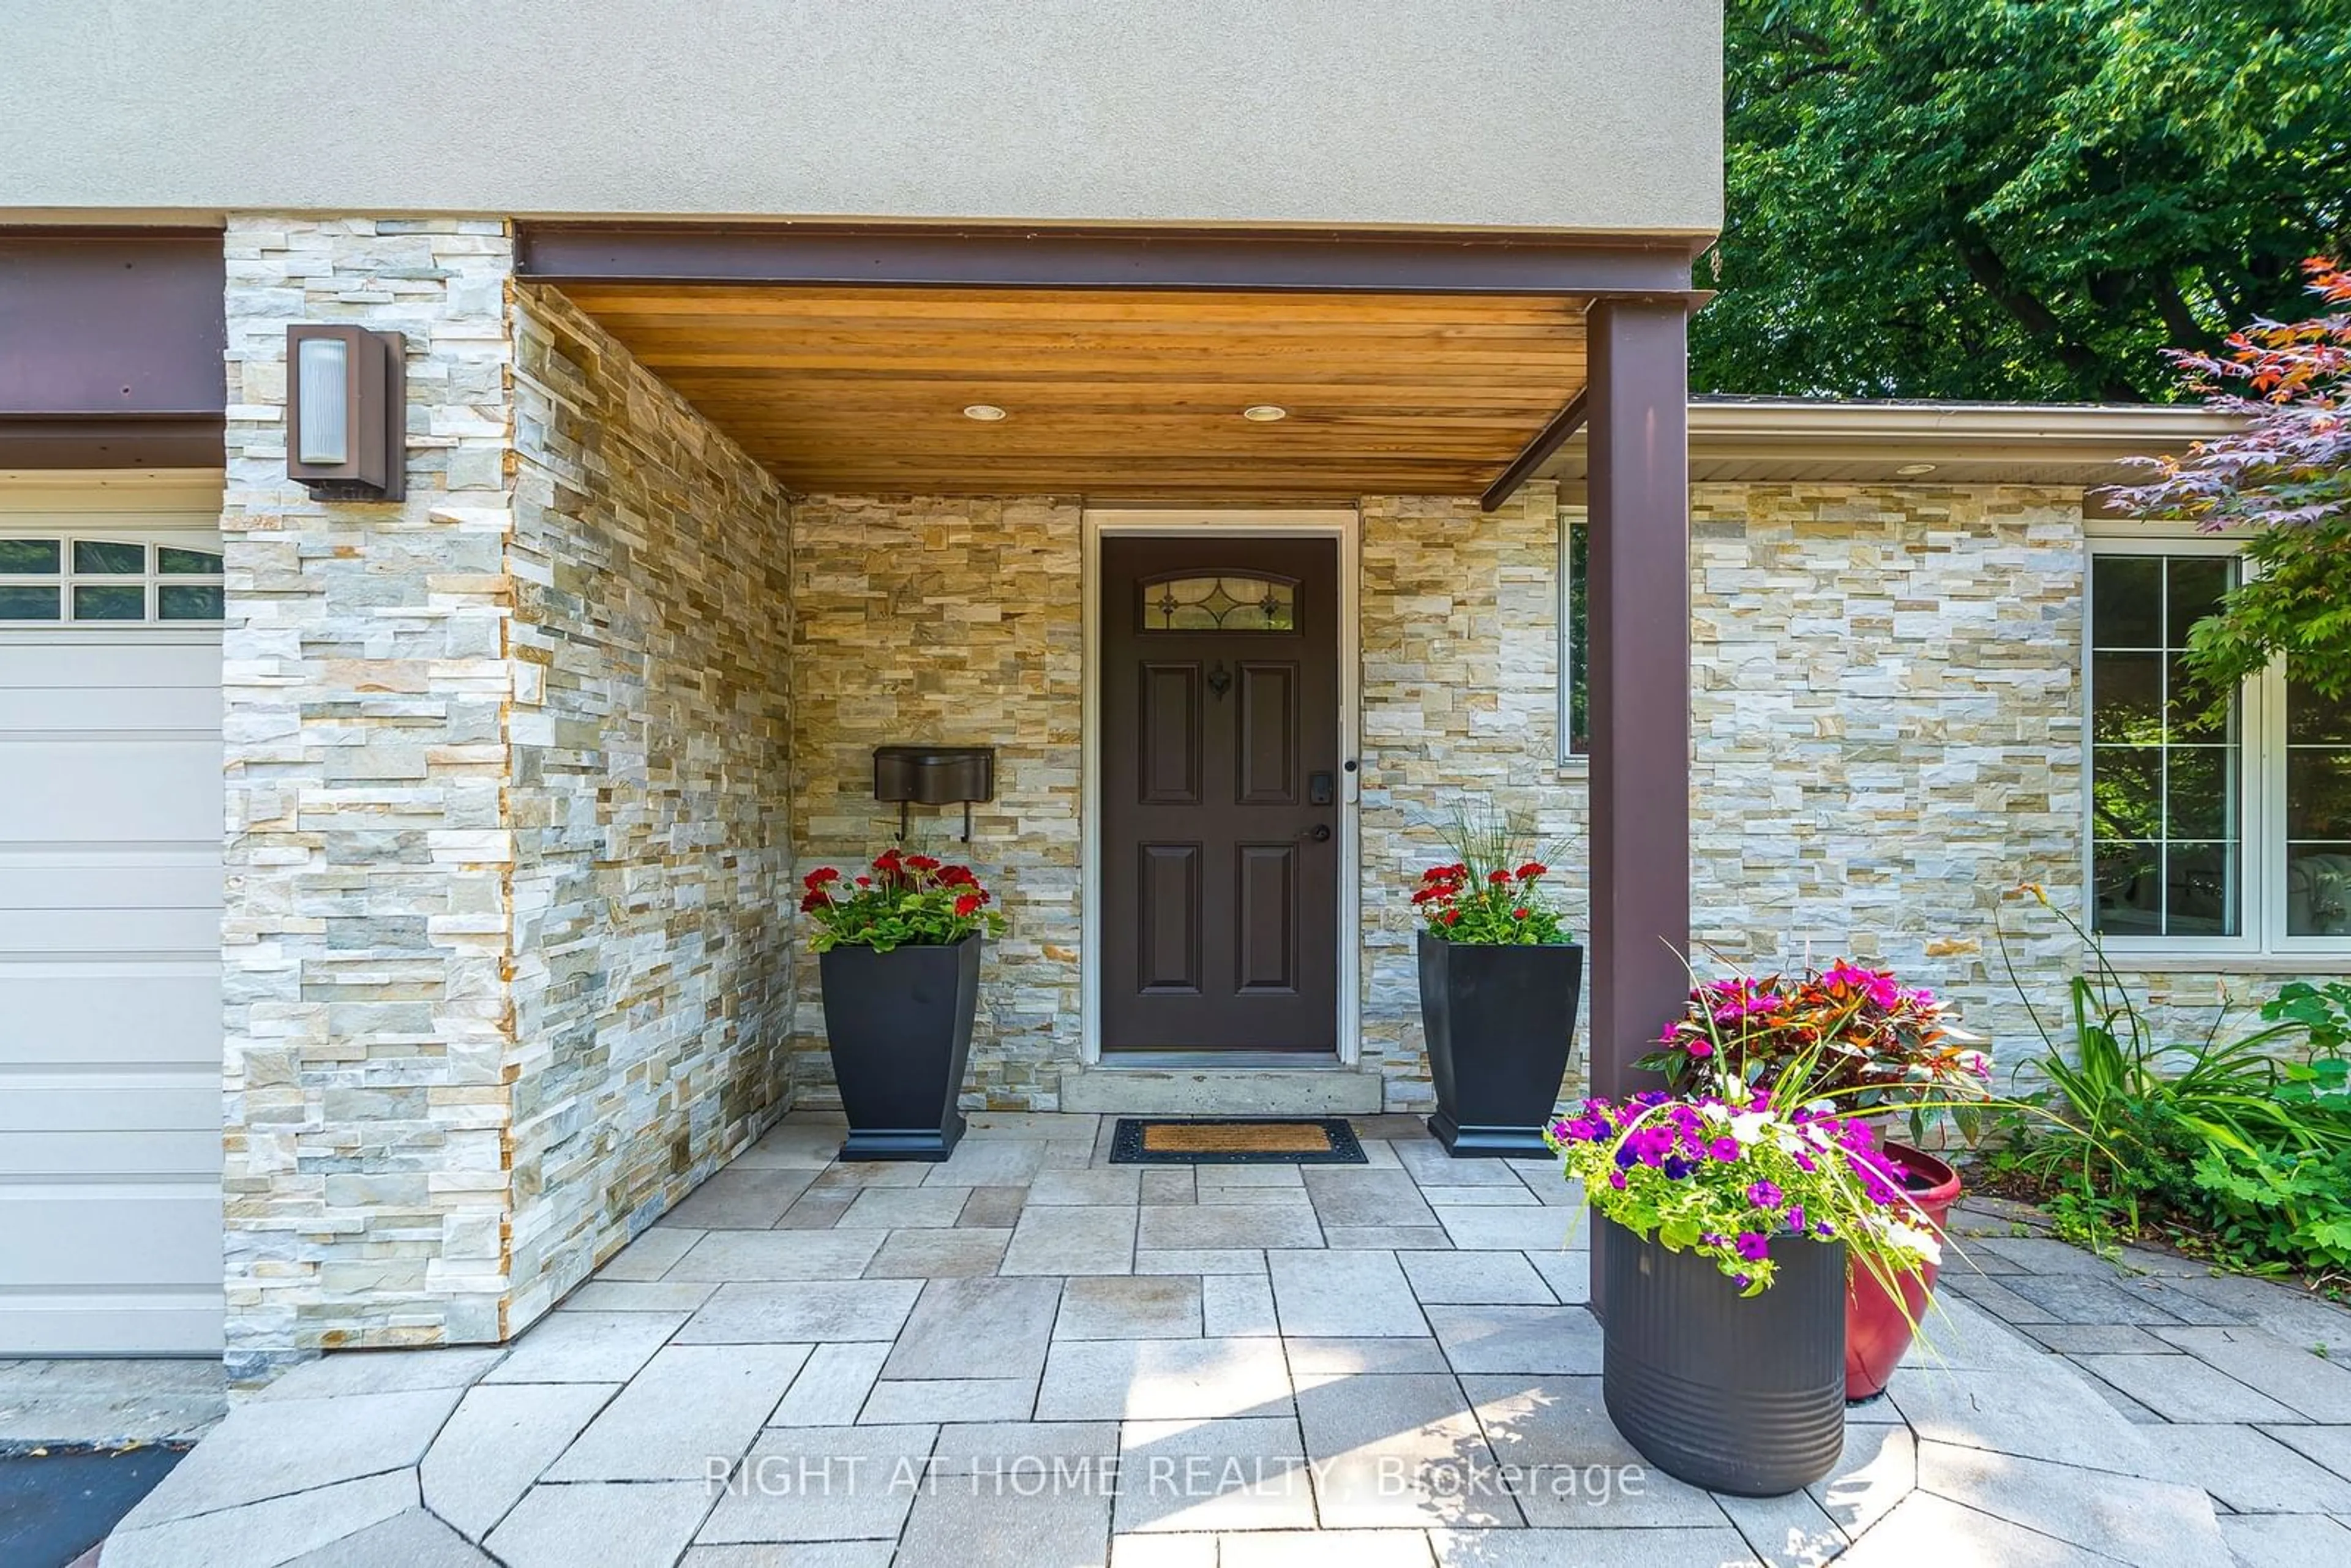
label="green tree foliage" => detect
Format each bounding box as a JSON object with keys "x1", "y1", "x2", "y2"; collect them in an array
[{"x1": 1697, "y1": 1, "x2": 2351, "y2": 401}]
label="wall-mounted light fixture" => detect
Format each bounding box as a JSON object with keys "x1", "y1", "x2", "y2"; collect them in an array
[{"x1": 286, "y1": 326, "x2": 406, "y2": 500}]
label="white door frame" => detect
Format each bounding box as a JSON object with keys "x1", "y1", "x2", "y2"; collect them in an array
[{"x1": 1079, "y1": 508, "x2": 1362, "y2": 1066}]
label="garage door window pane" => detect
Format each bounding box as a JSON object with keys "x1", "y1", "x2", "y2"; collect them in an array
[
  {"x1": 73, "y1": 540, "x2": 148, "y2": 574},
  {"x1": 0, "y1": 538, "x2": 60, "y2": 573},
  {"x1": 157, "y1": 584, "x2": 224, "y2": 621},
  {"x1": 0, "y1": 585, "x2": 61, "y2": 620},
  {"x1": 72, "y1": 584, "x2": 146, "y2": 621},
  {"x1": 157, "y1": 546, "x2": 223, "y2": 576}
]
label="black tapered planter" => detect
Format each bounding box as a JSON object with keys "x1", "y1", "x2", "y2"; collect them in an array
[
  {"x1": 1417, "y1": 931, "x2": 1584, "y2": 1158},
  {"x1": 1599, "y1": 1215, "x2": 1847, "y2": 1496},
  {"x1": 819, "y1": 935, "x2": 981, "y2": 1161}
]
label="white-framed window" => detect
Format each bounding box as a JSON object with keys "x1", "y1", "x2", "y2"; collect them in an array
[
  {"x1": 1559, "y1": 513, "x2": 1589, "y2": 761},
  {"x1": 2087, "y1": 534, "x2": 2351, "y2": 954},
  {"x1": 0, "y1": 533, "x2": 225, "y2": 625}
]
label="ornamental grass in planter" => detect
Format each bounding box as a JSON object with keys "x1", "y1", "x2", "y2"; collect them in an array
[
  {"x1": 800, "y1": 847, "x2": 1005, "y2": 1162},
  {"x1": 1411, "y1": 811, "x2": 1583, "y2": 1159},
  {"x1": 1636, "y1": 962, "x2": 1993, "y2": 1400},
  {"x1": 1549, "y1": 1071, "x2": 1942, "y2": 1496}
]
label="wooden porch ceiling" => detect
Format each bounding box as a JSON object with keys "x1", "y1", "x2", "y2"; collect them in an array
[{"x1": 552, "y1": 284, "x2": 1589, "y2": 500}]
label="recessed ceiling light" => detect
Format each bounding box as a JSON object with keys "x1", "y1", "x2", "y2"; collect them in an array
[
  {"x1": 962, "y1": 404, "x2": 1008, "y2": 422},
  {"x1": 1242, "y1": 404, "x2": 1288, "y2": 422},
  {"x1": 1895, "y1": 462, "x2": 1937, "y2": 476}
]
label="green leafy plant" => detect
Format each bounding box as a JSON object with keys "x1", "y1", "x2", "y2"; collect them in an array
[
  {"x1": 799, "y1": 847, "x2": 1006, "y2": 954},
  {"x1": 1410, "y1": 808, "x2": 1571, "y2": 945},
  {"x1": 1700, "y1": 2, "x2": 2349, "y2": 402},
  {"x1": 1994, "y1": 886, "x2": 2351, "y2": 1279}
]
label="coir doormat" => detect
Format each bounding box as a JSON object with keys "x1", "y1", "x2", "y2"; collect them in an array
[{"x1": 1109, "y1": 1116, "x2": 1368, "y2": 1165}]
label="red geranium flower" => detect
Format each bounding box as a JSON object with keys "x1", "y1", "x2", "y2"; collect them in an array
[
  {"x1": 799, "y1": 890, "x2": 830, "y2": 912},
  {"x1": 907, "y1": 854, "x2": 942, "y2": 872},
  {"x1": 1442, "y1": 908, "x2": 1461, "y2": 925},
  {"x1": 803, "y1": 866, "x2": 841, "y2": 890},
  {"x1": 1513, "y1": 907, "x2": 1530, "y2": 920},
  {"x1": 953, "y1": 893, "x2": 983, "y2": 918},
  {"x1": 1487, "y1": 869, "x2": 1512, "y2": 885},
  {"x1": 855, "y1": 875, "x2": 872, "y2": 888},
  {"x1": 1515, "y1": 862, "x2": 1548, "y2": 881}
]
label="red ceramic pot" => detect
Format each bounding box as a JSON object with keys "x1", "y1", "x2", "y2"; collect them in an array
[{"x1": 1844, "y1": 1140, "x2": 1962, "y2": 1401}]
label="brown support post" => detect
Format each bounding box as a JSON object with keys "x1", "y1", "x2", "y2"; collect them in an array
[{"x1": 1584, "y1": 298, "x2": 1692, "y2": 1101}]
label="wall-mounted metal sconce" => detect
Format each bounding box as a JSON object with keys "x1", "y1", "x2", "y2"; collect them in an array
[
  {"x1": 873, "y1": 746, "x2": 996, "y2": 842},
  {"x1": 286, "y1": 325, "x2": 405, "y2": 500}
]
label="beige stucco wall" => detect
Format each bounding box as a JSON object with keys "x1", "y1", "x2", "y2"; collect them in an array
[{"x1": 0, "y1": 2, "x2": 1722, "y2": 234}]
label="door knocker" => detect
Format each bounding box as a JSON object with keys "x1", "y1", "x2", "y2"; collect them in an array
[{"x1": 1207, "y1": 661, "x2": 1232, "y2": 699}]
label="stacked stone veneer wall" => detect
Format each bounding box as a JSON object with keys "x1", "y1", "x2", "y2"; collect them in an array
[
  {"x1": 1679, "y1": 484, "x2": 2089, "y2": 1068},
  {"x1": 1357, "y1": 483, "x2": 1587, "y2": 1109},
  {"x1": 1674, "y1": 484, "x2": 2339, "y2": 1095},
  {"x1": 503, "y1": 284, "x2": 797, "y2": 1327},
  {"x1": 787, "y1": 497, "x2": 1084, "y2": 1109},
  {"x1": 220, "y1": 217, "x2": 519, "y2": 1376},
  {"x1": 781, "y1": 484, "x2": 1581, "y2": 1114},
  {"x1": 220, "y1": 222, "x2": 795, "y2": 1376}
]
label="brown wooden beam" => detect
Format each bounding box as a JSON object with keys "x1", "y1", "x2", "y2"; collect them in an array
[
  {"x1": 515, "y1": 222, "x2": 1700, "y2": 297},
  {"x1": 1584, "y1": 297, "x2": 1692, "y2": 1101},
  {"x1": 1, "y1": 231, "x2": 227, "y2": 422},
  {"x1": 0, "y1": 414, "x2": 223, "y2": 469},
  {"x1": 1479, "y1": 390, "x2": 1588, "y2": 512}
]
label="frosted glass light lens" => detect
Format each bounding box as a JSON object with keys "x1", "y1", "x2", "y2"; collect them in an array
[{"x1": 296, "y1": 337, "x2": 351, "y2": 464}]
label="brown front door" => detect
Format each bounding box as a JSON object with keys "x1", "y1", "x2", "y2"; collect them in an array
[{"x1": 1101, "y1": 536, "x2": 1341, "y2": 1052}]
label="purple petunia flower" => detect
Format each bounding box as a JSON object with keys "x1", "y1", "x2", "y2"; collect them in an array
[
  {"x1": 1608, "y1": 1169, "x2": 1629, "y2": 1190},
  {"x1": 1787, "y1": 1204, "x2": 1806, "y2": 1232},
  {"x1": 1709, "y1": 1138, "x2": 1739, "y2": 1162},
  {"x1": 1662, "y1": 1156, "x2": 1692, "y2": 1180},
  {"x1": 1745, "y1": 1180, "x2": 1784, "y2": 1210},
  {"x1": 1735, "y1": 1232, "x2": 1770, "y2": 1262}
]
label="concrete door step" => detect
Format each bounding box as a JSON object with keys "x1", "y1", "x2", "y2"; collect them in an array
[{"x1": 1058, "y1": 1062, "x2": 1385, "y2": 1115}]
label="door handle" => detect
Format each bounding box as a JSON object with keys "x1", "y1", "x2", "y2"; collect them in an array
[{"x1": 1299, "y1": 824, "x2": 1332, "y2": 843}]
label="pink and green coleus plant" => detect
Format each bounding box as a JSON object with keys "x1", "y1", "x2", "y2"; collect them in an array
[
  {"x1": 1547, "y1": 1086, "x2": 1942, "y2": 1298},
  {"x1": 1635, "y1": 961, "x2": 1993, "y2": 1144}
]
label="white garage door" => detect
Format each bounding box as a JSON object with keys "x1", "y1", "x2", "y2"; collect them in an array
[{"x1": 0, "y1": 476, "x2": 225, "y2": 1354}]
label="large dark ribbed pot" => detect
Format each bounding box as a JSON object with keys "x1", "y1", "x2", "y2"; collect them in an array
[
  {"x1": 819, "y1": 935, "x2": 980, "y2": 1161},
  {"x1": 1599, "y1": 1215, "x2": 1847, "y2": 1496},
  {"x1": 1417, "y1": 931, "x2": 1583, "y2": 1158}
]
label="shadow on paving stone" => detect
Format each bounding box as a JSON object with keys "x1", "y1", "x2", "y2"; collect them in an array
[{"x1": 0, "y1": 1445, "x2": 187, "y2": 1568}]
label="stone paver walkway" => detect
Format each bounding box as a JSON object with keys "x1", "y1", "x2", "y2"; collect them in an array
[{"x1": 96, "y1": 1111, "x2": 2351, "y2": 1567}]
